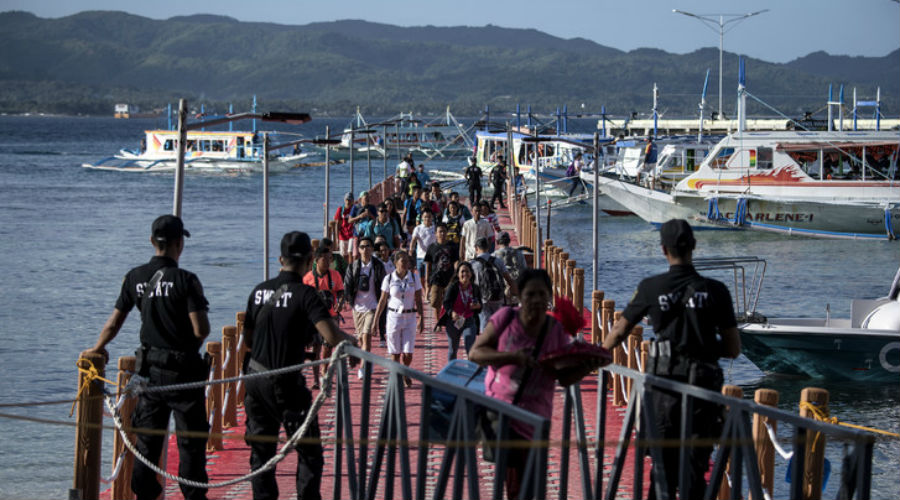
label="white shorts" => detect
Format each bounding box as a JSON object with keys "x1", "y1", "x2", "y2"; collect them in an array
[
  {"x1": 339, "y1": 238, "x2": 354, "y2": 256},
  {"x1": 385, "y1": 312, "x2": 417, "y2": 354}
]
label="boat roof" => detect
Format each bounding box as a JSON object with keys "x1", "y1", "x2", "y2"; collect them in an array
[
  {"x1": 145, "y1": 129, "x2": 256, "y2": 136},
  {"x1": 724, "y1": 130, "x2": 899, "y2": 144}
]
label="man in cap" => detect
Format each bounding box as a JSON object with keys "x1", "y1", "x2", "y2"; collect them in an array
[
  {"x1": 242, "y1": 231, "x2": 358, "y2": 500},
  {"x1": 334, "y1": 192, "x2": 356, "y2": 262},
  {"x1": 348, "y1": 190, "x2": 377, "y2": 258},
  {"x1": 602, "y1": 219, "x2": 740, "y2": 500},
  {"x1": 87, "y1": 214, "x2": 210, "y2": 500},
  {"x1": 464, "y1": 156, "x2": 483, "y2": 206}
]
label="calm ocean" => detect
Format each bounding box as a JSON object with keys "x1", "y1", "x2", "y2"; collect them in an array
[{"x1": 0, "y1": 115, "x2": 896, "y2": 498}]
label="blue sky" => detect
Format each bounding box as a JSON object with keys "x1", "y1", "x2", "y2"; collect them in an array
[{"x1": 2, "y1": 0, "x2": 898, "y2": 63}]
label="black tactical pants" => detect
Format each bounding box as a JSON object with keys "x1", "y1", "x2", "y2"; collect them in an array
[
  {"x1": 468, "y1": 184, "x2": 482, "y2": 205},
  {"x1": 490, "y1": 182, "x2": 506, "y2": 208},
  {"x1": 244, "y1": 371, "x2": 323, "y2": 500},
  {"x1": 131, "y1": 360, "x2": 209, "y2": 500}
]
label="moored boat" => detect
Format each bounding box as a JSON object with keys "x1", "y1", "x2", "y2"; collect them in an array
[
  {"x1": 82, "y1": 129, "x2": 313, "y2": 173},
  {"x1": 598, "y1": 130, "x2": 900, "y2": 238}
]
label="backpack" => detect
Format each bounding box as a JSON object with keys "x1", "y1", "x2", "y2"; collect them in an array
[
  {"x1": 566, "y1": 161, "x2": 576, "y2": 177},
  {"x1": 475, "y1": 256, "x2": 505, "y2": 302},
  {"x1": 499, "y1": 247, "x2": 523, "y2": 282}
]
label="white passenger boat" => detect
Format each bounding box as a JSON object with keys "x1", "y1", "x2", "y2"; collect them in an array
[
  {"x1": 597, "y1": 130, "x2": 900, "y2": 239},
  {"x1": 701, "y1": 257, "x2": 900, "y2": 382},
  {"x1": 82, "y1": 129, "x2": 313, "y2": 173}
]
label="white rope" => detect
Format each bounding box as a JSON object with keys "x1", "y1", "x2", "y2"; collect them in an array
[
  {"x1": 222, "y1": 350, "x2": 232, "y2": 370},
  {"x1": 221, "y1": 391, "x2": 230, "y2": 417},
  {"x1": 204, "y1": 365, "x2": 215, "y2": 398},
  {"x1": 104, "y1": 341, "x2": 352, "y2": 490},
  {"x1": 764, "y1": 421, "x2": 792, "y2": 460},
  {"x1": 618, "y1": 372, "x2": 629, "y2": 405},
  {"x1": 100, "y1": 451, "x2": 126, "y2": 483}
]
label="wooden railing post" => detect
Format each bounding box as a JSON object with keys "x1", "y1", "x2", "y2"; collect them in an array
[
  {"x1": 601, "y1": 299, "x2": 615, "y2": 345},
  {"x1": 590, "y1": 291, "x2": 604, "y2": 344},
  {"x1": 565, "y1": 259, "x2": 576, "y2": 301},
  {"x1": 222, "y1": 326, "x2": 238, "y2": 428},
  {"x1": 574, "y1": 268, "x2": 585, "y2": 314},
  {"x1": 73, "y1": 352, "x2": 105, "y2": 500},
  {"x1": 236, "y1": 312, "x2": 248, "y2": 406},
  {"x1": 206, "y1": 342, "x2": 223, "y2": 451},
  {"x1": 752, "y1": 388, "x2": 779, "y2": 500},
  {"x1": 718, "y1": 385, "x2": 745, "y2": 500},
  {"x1": 111, "y1": 356, "x2": 136, "y2": 500},
  {"x1": 557, "y1": 252, "x2": 569, "y2": 297},
  {"x1": 640, "y1": 340, "x2": 650, "y2": 373},
  {"x1": 800, "y1": 387, "x2": 829, "y2": 500},
  {"x1": 612, "y1": 311, "x2": 626, "y2": 405},
  {"x1": 625, "y1": 325, "x2": 642, "y2": 397}
]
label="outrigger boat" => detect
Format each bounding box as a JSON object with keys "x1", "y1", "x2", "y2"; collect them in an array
[
  {"x1": 596, "y1": 130, "x2": 900, "y2": 238},
  {"x1": 316, "y1": 108, "x2": 474, "y2": 160},
  {"x1": 82, "y1": 129, "x2": 313, "y2": 173},
  {"x1": 697, "y1": 257, "x2": 900, "y2": 382}
]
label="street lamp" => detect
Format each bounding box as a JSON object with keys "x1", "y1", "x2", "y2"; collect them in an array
[
  {"x1": 171, "y1": 98, "x2": 311, "y2": 217},
  {"x1": 672, "y1": 9, "x2": 768, "y2": 119}
]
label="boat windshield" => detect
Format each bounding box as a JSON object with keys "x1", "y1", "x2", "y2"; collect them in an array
[{"x1": 781, "y1": 143, "x2": 898, "y2": 180}]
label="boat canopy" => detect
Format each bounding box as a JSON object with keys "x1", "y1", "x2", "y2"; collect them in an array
[{"x1": 776, "y1": 141, "x2": 900, "y2": 152}]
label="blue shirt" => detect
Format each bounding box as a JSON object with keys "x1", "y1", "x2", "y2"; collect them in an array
[{"x1": 365, "y1": 219, "x2": 399, "y2": 249}]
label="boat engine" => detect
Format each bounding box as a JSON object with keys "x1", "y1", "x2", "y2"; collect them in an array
[{"x1": 861, "y1": 298, "x2": 900, "y2": 332}]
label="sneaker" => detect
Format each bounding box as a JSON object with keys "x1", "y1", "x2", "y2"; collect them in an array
[
  {"x1": 404, "y1": 376, "x2": 413, "y2": 387},
  {"x1": 357, "y1": 368, "x2": 364, "y2": 380}
]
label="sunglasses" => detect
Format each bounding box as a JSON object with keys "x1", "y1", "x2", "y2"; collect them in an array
[{"x1": 359, "y1": 244, "x2": 372, "y2": 249}]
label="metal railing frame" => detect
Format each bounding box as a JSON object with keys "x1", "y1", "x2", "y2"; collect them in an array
[{"x1": 324, "y1": 348, "x2": 876, "y2": 500}]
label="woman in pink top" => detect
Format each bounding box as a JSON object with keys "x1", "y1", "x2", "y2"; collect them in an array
[{"x1": 469, "y1": 269, "x2": 569, "y2": 500}]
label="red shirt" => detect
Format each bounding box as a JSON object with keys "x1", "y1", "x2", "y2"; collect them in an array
[
  {"x1": 303, "y1": 269, "x2": 344, "y2": 317},
  {"x1": 335, "y1": 205, "x2": 354, "y2": 240}
]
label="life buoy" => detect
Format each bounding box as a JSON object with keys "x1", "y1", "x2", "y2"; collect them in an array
[{"x1": 879, "y1": 341, "x2": 900, "y2": 373}]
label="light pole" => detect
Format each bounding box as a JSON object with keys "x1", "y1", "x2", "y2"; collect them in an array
[{"x1": 672, "y1": 8, "x2": 768, "y2": 119}]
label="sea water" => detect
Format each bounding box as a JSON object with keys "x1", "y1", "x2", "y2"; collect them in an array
[{"x1": 0, "y1": 115, "x2": 896, "y2": 498}]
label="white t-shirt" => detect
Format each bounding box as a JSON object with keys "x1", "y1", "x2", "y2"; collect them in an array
[
  {"x1": 461, "y1": 217, "x2": 495, "y2": 260},
  {"x1": 381, "y1": 270, "x2": 422, "y2": 311},
  {"x1": 353, "y1": 260, "x2": 379, "y2": 312},
  {"x1": 396, "y1": 160, "x2": 411, "y2": 178},
  {"x1": 411, "y1": 224, "x2": 436, "y2": 259}
]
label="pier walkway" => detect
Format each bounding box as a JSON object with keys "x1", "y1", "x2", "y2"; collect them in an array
[
  {"x1": 145, "y1": 201, "x2": 647, "y2": 500},
  {"x1": 75, "y1": 176, "x2": 882, "y2": 500}
]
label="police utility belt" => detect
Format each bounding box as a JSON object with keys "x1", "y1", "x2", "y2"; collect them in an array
[
  {"x1": 646, "y1": 339, "x2": 722, "y2": 389},
  {"x1": 388, "y1": 307, "x2": 417, "y2": 314}
]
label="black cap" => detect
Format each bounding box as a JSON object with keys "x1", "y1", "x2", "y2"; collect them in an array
[
  {"x1": 659, "y1": 219, "x2": 695, "y2": 250},
  {"x1": 151, "y1": 215, "x2": 190, "y2": 242},
  {"x1": 281, "y1": 231, "x2": 312, "y2": 259}
]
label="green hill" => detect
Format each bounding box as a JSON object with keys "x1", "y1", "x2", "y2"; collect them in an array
[{"x1": 0, "y1": 11, "x2": 896, "y2": 117}]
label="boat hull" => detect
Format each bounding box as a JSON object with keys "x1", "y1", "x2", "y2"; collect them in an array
[
  {"x1": 739, "y1": 321, "x2": 900, "y2": 382},
  {"x1": 82, "y1": 155, "x2": 306, "y2": 173}
]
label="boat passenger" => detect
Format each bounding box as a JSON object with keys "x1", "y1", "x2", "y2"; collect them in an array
[
  {"x1": 363, "y1": 202, "x2": 402, "y2": 250},
  {"x1": 373, "y1": 250, "x2": 425, "y2": 387},
  {"x1": 424, "y1": 223, "x2": 459, "y2": 324},
  {"x1": 410, "y1": 210, "x2": 436, "y2": 287},
  {"x1": 334, "y1": 192, "x2": 355, "y2": 261},
  {"x1": 416, "y1": 164, "x2": 431, "y2": 187},
  {"x1": 444, "y1": 191, "x2": 472, "y2": 220},
  {"x1": 242, "y1": 231, "x2": 357, "y2": 500},
  {"x1": 602, "y1": 219, "x2": 741, "y2": 500},
  {"x1": 303, "y1": 246, "x2": 345, "y2": 389},
  {"x1": 86, "y1": 215, "x2": 210, "y2": 500}
]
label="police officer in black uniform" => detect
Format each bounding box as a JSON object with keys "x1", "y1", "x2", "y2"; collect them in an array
[
  {"x1": 88, "y1": 214, "x2": 210, "y2": 500},
  {"x1": 464, "y1": 156, "x2": 483, "y2": 206},
  {"x1": 489, "y1": 159, "x2": 508, "y2": 209},
  {"x1": 242, "y1": 231, "x2": 357, "y2": 500},
  {"x1": 602, "y1": 219, "x2": 741, "y2": 500}
]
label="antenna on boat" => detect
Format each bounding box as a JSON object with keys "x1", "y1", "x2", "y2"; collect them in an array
[
  {"x1": 252, "y1": 95, "x2": 257, "y2": 133},
  {"x1": 699, "y1": 69, "x2": 710, "y2": 142},
  {"x1": 737, "y1": 57, "x2": 747, "y2": 134},
  {"x1": 516, "y1": 103, "x2": 521, "y2": 129},
  {"x1": 652, "y1": 83, "x2": 659, "y2": 139},
  {"x1": 600, "y1": 106, "x2": 607, "y2": 137},
  {"x1": 563, "y1": 105, "x2": 568, "y2": 134}
]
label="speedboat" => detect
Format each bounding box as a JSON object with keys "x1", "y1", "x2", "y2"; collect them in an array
[
  {"x1": 597, "y1": 130, "x2": 900, "y2": 239},
  {"x1": 695, "y1": 258, "x2": 900, "y2": 382},
  {"x1": 82, "y1": 129, "x2": 313, "y2": 173}
]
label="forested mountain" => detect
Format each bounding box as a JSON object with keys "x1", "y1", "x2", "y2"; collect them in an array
[{"x1": 0, "y1": 11, "x2": 896, "y2": 117}]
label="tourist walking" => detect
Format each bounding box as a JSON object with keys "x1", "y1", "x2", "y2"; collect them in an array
[
  {"x1": 373, "y1": 251, "x2": 425, "y2": 386},
  {"x1": 437, "y1": 261, "x2": 482, "y2": 360},
  {"x1": 343, "y1": 236, "x2": 386, "y2": 379}
]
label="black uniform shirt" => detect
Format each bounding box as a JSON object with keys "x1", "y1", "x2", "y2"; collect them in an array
[
  {"x1": 623, "y1": 264, "x2": 736, "y2": 362},
  {"x1": 115, "y1": 256, "x2": 209, "y2": 352},
  {"x1": 244, "y1": 270, "x2": 331, "y2": 370}
]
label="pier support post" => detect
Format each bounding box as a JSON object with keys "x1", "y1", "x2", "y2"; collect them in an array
[
  {"x1": 718, "y1": 385, "x2": 745, "y2": 500},
  {"x1": 625, "y1": 325, "x2": 643, "y2": 397},
  {"x1": 799, "y1": 387, "x2": 829, "y2": 500},
  {"x1": 222, "y1": 326, "x2": 238, "y2": 428},
  {"x1": 73, "y1": 351, "x2": 105, "y2": 500},
  {"x1": 612, "y1": 311, "x2": 625, "y2": 405},
  {"x1": 236, "y1": 312, "x2": 247, "y2": 406},
  {"x1": 565, "y1": 259, "x2": 576, "y2": 302},
  {"x1": 206, "y1": 342, "x2": 223, "y2": 451},
  {"x1": 574, "y1": 268, "x2": 585, "y2": 314},
  {"x1": 590, "y1": 291, "x2": 604, "y2": 344},
  {"x1": 111, "y1": 356, "x2": 136, "y2": 500},
  {"x1": 752, "y1": 388, "x2": 779, "y2": 500}
]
